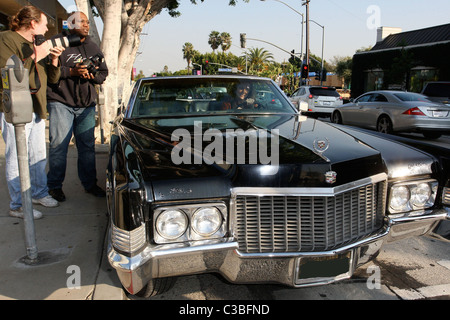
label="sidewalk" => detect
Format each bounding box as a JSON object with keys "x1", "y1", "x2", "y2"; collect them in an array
[{"x1": 0, "y1": 133, "x2": 125, "y2": 300}]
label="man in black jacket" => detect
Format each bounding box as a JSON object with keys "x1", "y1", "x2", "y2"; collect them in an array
[{"x1": 46, "y1": 11, "x2": 108, "y2": 201}]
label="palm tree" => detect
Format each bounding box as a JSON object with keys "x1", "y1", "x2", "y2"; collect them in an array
[
  {"x1": 247, "y1": 47, "x2": 274, "y2": 73},
  {"x1": 208, "y1": 31, "x2": 221, "y2": 53},
  {"x1": 182, "y1": 42, "x2": 195, "y2": 73},
  {"x1": 220, "y1": 32, "x2": 232, "y2": 52}
]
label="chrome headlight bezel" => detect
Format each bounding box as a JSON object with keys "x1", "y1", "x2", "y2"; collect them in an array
[
  {"x1": 388, "y1": 179, "x2": 438, "y2": 214},
  {"x1": 153, "y1": 203, "x2": 227, "y2": 244}
]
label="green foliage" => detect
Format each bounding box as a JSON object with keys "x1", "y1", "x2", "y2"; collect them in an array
[{"x1": 334, "y1": 56, "x2": 352, "y2": 88}]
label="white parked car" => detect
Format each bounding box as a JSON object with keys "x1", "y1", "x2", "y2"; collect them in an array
[{"x1": 289, "y1": 86, "x2": 343, "y2": 118}]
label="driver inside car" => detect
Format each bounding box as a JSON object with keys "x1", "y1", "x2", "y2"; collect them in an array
[{"x1": 222, "y1": 81, "x2": 260, "y2": 110}]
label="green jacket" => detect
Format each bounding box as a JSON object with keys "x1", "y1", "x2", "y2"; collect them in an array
[{"x1": 0, "y1": 30, "x2": 60, "y2": 119}]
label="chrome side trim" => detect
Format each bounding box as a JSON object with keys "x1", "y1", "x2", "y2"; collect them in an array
[
  {"x1": 111, "y1": 223, "x2": 146, "y2": 253},
  {"x1": 443, "y1": 187, "x2": 450, "y2": 206}
]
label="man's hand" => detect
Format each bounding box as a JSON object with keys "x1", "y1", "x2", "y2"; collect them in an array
[
  {"x1": 49, "y1": 46, "x2": 65, "y2": 67},
  {"x1": 70, "y1": 63, "x2": 95, "y2": 79}
]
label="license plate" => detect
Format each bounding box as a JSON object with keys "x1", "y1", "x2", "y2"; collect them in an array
[
  {"x1": 295, "y1": 252, "x2": 352, "y2": 285},
  {"x1": 432, "y1": 111, "x2": 448, "y2": 117},
  {"x1": 322, "y1": 101, "x2": 331, "y2": 106}
]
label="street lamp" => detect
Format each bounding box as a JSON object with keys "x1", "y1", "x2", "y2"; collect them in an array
[{"x1": 260, "y1": 0, "x2": 304, "y2": 62}]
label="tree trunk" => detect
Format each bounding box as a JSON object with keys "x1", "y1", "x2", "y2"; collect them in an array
[
  {"x1": 99, "y1": 0, "x2": 122, "y2": 143},
  {"x1": 89, "y1": 0, "x2": 173, "y2": 141}
]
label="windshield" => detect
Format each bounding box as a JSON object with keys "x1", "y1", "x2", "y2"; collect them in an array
[{"x1": 130, "y1": 77, "x2": 295, "y2": 117}]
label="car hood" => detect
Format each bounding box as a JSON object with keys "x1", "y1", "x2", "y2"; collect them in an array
[{"x1": 116, "y1": 115, "x2": 433, "y2": 201}]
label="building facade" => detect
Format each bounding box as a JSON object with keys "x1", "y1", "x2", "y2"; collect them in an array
[
  {"x1": 0, "y1": 0, "x2": 68, "y2": 36},
  {"x1": 351, "y1": 24, "x2": 450, "y2": 98}
]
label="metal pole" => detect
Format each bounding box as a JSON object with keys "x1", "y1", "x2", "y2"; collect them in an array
[
  {"x1": 14, "y1": 124, "x2": 38, "y2": 262},
  {"x1": 305, "y1": 0, "x2": 309, "y2": 67},
  {"x1": 300, "y1": 14, "x2": 304, "y2": 62},
  {"x1": 321, "y1": 26, "x2": 324, "y2": 85}
]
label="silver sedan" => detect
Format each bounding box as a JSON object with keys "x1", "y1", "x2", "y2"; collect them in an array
[{"x1": 331, "y1": 90, "x2": 450, "y2": 139}]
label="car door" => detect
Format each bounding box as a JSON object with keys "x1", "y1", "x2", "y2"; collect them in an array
[
  {"x1": 290, "y1": 88, "x2": 306, "y2": 109},
  {"x1": 358, "y1": 93, "x2": 388, "y2": 128},
  {"x1": 289, "y1": 88, "x2": 300, "y2": 106},
  {"x1": 344, "y1": 93, "x2": 373, "y2": 125}
]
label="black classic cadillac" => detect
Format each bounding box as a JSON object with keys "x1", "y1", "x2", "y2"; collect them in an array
[{"x1": 106, "y1": 75, "x2": 450, "y2": 297}]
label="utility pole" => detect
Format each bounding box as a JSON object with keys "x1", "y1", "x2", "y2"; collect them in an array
[{"x1": 303, "y1": 0, "x2": 310, "y2": 67}]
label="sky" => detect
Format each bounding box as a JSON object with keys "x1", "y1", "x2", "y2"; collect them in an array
[{"x1": 59, "y1": 0, "x2": 450, "y2": 76}]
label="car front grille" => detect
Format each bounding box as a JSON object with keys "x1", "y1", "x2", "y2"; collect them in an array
[{"x1": 232, "y1": 176, "x2": 387, "y2": 254}]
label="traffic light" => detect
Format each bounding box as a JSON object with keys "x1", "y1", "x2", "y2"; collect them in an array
[
  {"x1": 240, "y1": 33, "x2": 246, "y2": 49},
  {"x1": 301, "y1": 64, "x2": 309, "y2": 78},
  {"x1": 321, "y1": 69, "x2": 327, "y2": 82}
]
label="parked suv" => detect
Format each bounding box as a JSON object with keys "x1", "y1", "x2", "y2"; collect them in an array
[
  {"x1": 421, "y1": 81, "x2": 450, "y2": 106},
  {"x1": 289, "y1": 86, "x2": 343, "y2": 118}
]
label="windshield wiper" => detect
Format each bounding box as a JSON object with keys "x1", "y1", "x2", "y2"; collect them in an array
[{"x1": 229, "y1": 116, "x2": 260, "y2": 131}]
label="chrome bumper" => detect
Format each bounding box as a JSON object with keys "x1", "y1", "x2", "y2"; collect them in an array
[{"x1": 108, "y1": 208, "x2": 448, "y2": 295}]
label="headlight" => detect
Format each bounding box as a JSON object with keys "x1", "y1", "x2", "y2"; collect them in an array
[
  {"x1": 192, "y1": 207, "x2": 223, "y2": 237},
  {"x1": 390, "y1": 185, "x2": 410, "y2": 211},
  {"x1": 153, "y1": 203, "x2": 227, "y2": 244},
  {"x1": 389, "y1": 179, "x2": 438, "y2": 214},
  {"x1": 410, "y1": 183, "x2": 431, "y2": 207},
  {"x1": 156, "y1": 209, "x2": 188, "y2": 240}
]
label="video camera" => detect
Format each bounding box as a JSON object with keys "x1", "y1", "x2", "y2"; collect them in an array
[
  {"x1": 82, "y1": 54, "x2": 104, "y2": 76},
  {"x1": 34, "y1": 33, "x2": 81, "y2": 49}
]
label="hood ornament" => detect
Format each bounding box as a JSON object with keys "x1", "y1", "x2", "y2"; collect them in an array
[
  {"x1": 313, "y1": 138, "x2": 330, "y2": 153},
  {"x1": 312, "y1": 137, "x2": 330, "y2": 162}
]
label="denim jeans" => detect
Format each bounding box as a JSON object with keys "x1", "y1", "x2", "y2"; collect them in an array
[
  {"x1": 0, "y1": 113, "x2": 49, "y2": 210},
  {"x1": 47, "y1": 101, "x2": 97, "y2": 191}
]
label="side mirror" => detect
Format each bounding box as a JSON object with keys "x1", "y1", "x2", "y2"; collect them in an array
[
  {"x1": 298, "y1": 101, "x2": 308, "y2": 113},
  {"x1": 116, "y1": 104, "x2": 125, "y2": 116}
]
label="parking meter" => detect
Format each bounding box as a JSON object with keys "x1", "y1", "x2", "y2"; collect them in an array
[
  {"x1": 1, "y1": 55, "x2": 37, "y2": 262},
  {"x1": 1, "y1": 55, "x2": 33, "y2": 124}
]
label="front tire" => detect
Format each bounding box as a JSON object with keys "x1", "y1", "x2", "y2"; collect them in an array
[
  {"x1": 331, "y1": 111, "x2": 342, "y2": 124},
  {"x1": 133, "y1": 277, "x2": 176, "y2": 298}
]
